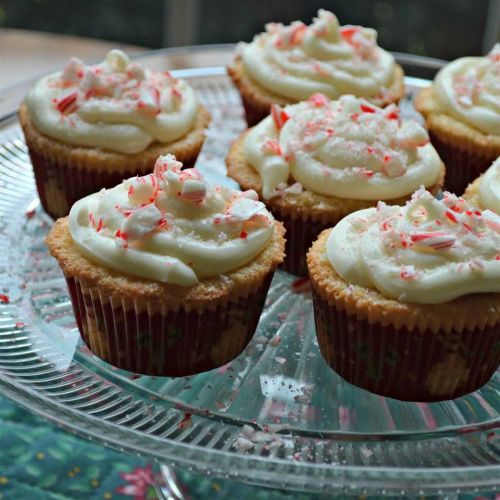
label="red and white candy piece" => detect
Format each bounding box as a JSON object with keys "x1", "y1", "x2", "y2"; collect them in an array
[
  {"x1": 126, "y1": 62, "x2": 145, "y2": 81},
  {"x1": 400, "y1": 265, "x2": 418, "y2": 280},
  {"x1": 395, "y1": 121, "x2": 429, "y2": 149},
  {"x1": 179, "y1": 168, "x2": 202, "y2": 183},
  {"x1": 171, "y1": 85, "x2": 183, "y2": 105},
  {"x1": 352, "y1": 167, "x2": 375, "y2": 179},
  {"x1": 271, "y1": 104, "x2": 289, "y2": 130},
  {"x1": 410, "y1": 232, "x2": 456, "y2": 250},
  {"x1": 106, "y1": 49, "x2": 130, "y2": 73},
  {"x1": 308, "y1": 93, "x2": 329, "y2": 108},
  {"x1": 180, "y1": 179, "x2": 207, "y2": 204},
  {"x1": 360, "y1": 103, "x2": 376, "y2": 113},
  {"x1": 61, "y1": 57, "x2": 85, "y2": 84},
  {"x1": 481, "y1": 210, "x2": 500, "y2": 232},
  {"x1": 226, "y1": 198, "x2": 266, "y2": 223},
  {"x1": 381, "y1": 153, "x2": 406, "y2": 177},
  {"x1": 340, "y1": 26, "x2": 360, "y2": 44},
  {"x1": 274, "y1": 21, "x2": 306, "y2": 49},
  {"x1": 80, "y1": 70, "x2": 107, "y2": 97},
  {"x1": 55, "y1": 90, "x2": 78, "y2": 115},
  {"x1": 153, "y1": 154, "x2": 182, "y2": 179},
  {"x1": 240, "y1": 190, "x2": 259, "y2": 201},
  {"x1": 137, "y1": 83, "x2": 161, "y2": 115},
  {"x1": 127, "y1": 176, "x2": 158, "y2": 205},
  {"x1": 114, "y1": 229, "x2": 129, "y2": 249},
  {"x1": 121, "y1": 203, "x2": 164, "y2": 239}
]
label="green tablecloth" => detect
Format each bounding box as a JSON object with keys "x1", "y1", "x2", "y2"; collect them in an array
[{"x1": 0, "y1": 396, "x2": 497, "y2": 500}]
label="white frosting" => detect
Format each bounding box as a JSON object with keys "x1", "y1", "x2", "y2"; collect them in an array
[
  {"x1": 68, "y1": 155, "x2": 276, "y2": 286},
  {"x1": 244, "y1": 94, "x2": 442, "y2": 200},
  {"x1": 434, "y1": 44, "x2": 500, "y2": 135},
  {"x1": 242, "y1": 10, "x2": 398, "y2": 102},
  {"x1": 327, "y1": 188, "x2": 500, "y2": 304},
  {"x1": 479, "y1": 158, "x2": 500, "y2": 214},
  {"x1": 25, "y1": 50, "x2": 199, "y2": 154}
]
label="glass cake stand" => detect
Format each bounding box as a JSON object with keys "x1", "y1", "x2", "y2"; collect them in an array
[{"x1": 0, "y1": 47, "x2": 498, "y2": 497}]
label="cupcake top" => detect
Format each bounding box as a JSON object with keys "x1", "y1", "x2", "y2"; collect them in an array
[
  {"x1": 479, "y1": 157, "x2": 500, "y2": 213},
  {"x1": 241, "y1": 9, "x2": 399, "y2": 103},
  {"x1": 434, "y1": 43, "x2": 500, "y2": 135},
  {"x1": 327, "y1": 188, "x2": 500, "y2": 304},
  {"x1": 68, "y1": 155, "x2": 276, "y2": 286},
  {"x1": 244, "y1": 94, "x2": 442, "y2": 200},
  {"x1": 24, "y1": 50, "x2": 199, "y2": 154}
]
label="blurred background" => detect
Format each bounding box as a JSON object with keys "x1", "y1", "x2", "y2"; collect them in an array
[{"x1": 1, "y1": 0, "x2": 499, "y2": 58}]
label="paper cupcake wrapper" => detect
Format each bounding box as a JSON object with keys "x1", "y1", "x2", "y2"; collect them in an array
[
  {"x1": 65, "y1": 272, "x2": 274, "y2": 376},
  {"x1": 430, "y1": 131, "x2": 497, "y2": 196},
  {"x1": 26, "y1": 143, "x2": 198, "y2": 220},
  {"x1": 312, "y1": 290, "x2": 500, "y2": 402},
  {"x1": 268, "y1": 205, "x2": 346, "y2": 277},
  {"x1": 240, "y1": 93, "x2": 271, "y2": 128}
]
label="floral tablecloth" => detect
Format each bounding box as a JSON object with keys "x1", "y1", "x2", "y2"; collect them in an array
[{"x1": 0, "y1": 396, "x2": 498, "y2": 500}]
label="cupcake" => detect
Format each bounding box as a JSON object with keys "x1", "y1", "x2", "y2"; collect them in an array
[
  {"x1": 226, "y1": 93, "x2": 444, "y2": 275},
  {"x1": 415, "y1": 44, "x2": 500, "y2": 195},
  {"x1": 228, "y1": 9, "x2": 405, "y2": 126},
  {"x1": 46, "y1": 154, "x2": 285, "y2": 376},
  {"x1": 463, "y1": 157, "x2": 500, "y2": 213},
  {"x1": 307, "y1": 188, "x2": 500, "y2": 402},
  {"x1": 19, "y1": 50, "x2": 211, "y2": 219}
]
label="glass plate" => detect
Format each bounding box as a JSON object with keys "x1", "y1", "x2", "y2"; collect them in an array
[{"x1": 0, "y1": 51, "x2": 498, "y2": 496}]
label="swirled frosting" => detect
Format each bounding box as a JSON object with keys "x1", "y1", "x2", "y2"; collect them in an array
[
  {"x1": 327, "y1": 188, "x2": 500, "y2": 304},
  {"x1": 68, "y1": 155, "x2": 276, "y2": 286},
  {"x1": 241, "y1": 9, "x2": 399, "y2": 102},
  {"x1": 434, "y1": 43, "x2": 500, "y2": 135},
  {"x1": 244, "y1": 94, "x2": 442, "y2": 200},
  {"x1": 24, "y1": 50, "x2": 199, "y2": 154},
  {"x1": 479, "y1": 158, "x2": 500, "y2": 214}
]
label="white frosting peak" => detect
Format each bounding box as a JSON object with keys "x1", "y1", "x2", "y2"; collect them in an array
[
  {"x1": 327, "y1": 188, "x2": 500, "y2": 304},
  {"x1": 242, "y1": 10, "x2": 398, "y2": 102},
  {"x1": 25, "y1": 50, "x2": 199, "y2": 153},
  {"x1": 69, "y1": 155, "x2": 276, "y2": 286},
  {"x1": 434, "y1": 44, "x2": 500, "y2": 135},
  {"x1": 244, "y1": 94, "x2": 442, "y2": 200}
]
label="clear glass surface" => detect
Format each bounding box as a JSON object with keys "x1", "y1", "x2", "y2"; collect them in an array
[{"x1": 0, "y1": 50, "x2": 498, "y2": 496}]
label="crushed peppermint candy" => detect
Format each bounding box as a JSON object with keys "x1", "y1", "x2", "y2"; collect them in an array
[
  {"x1": 49, "y1": 49, "x2": 188, "y2": 131},
  {"x1": 270, "y1": 104, "x2": 290, "y2": 129}
]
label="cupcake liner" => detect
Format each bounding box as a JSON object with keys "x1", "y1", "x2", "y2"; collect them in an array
[
  {"x1": 268, "y1": 207, "x2": 334, "y2": 276},
  {"x1": 65, "y1": 272, "x2": 274, "y2": 376},
  {"x1": 430, "y1": 131, "x2": 497, "y2": 196},
  {"x1": 240, "y1": 93, "x2": 271, "y2": 128},
  {"x1": 312, "y1": 289, "x2": 499, "y2": 402}
]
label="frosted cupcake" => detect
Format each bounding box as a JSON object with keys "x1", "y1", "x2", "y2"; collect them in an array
[
  {"x1": 228, "y1": 9, "x2": 405, "y2": 126},
  {"x1": 307, "y1": 188, "x2": 500, "y2": 401},
  {"x1": 226, "y1": 93, "x2": 444, "y2": 275},
  {"x1": 415, "y1": 44, "x2": 500, "y2": 195},
  {"x1": 46, "y1": 154, "x2": 285, "y2": 376},
  {"x1": 19, "y1": 50, "x2": 211, "y2": 219},
  {"x1": 463, "y1": 157, "x2": 500, "y2": 213}
]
